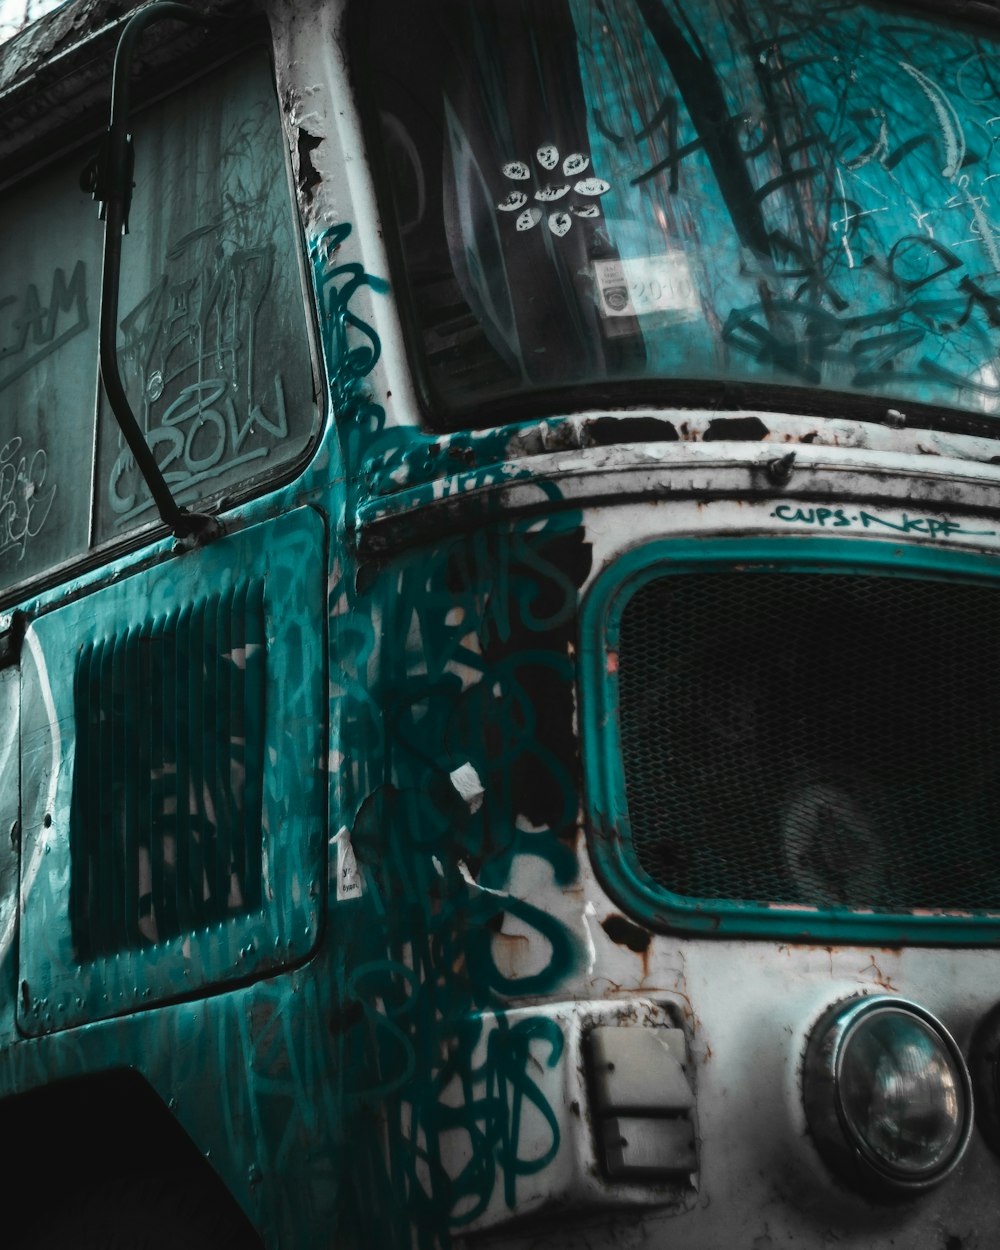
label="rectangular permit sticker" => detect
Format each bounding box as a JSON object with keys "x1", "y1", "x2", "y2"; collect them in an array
[
  {"x1": 333, "y1": 826, "x2": 364, "y2": 901},
  {"x1": 594, "y1": 253, "x2": 698, "y2": 320}
]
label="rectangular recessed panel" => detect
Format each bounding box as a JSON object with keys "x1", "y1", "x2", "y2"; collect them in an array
[
  {"x1": 618, "y1": 573, "x2": 1000, "y2": 913},
  {"x1": 69, "y1": 583, "x2": 266, "y2": 960},
  {"x1": 18, "y1": 507, "x2": 325, "y2": 1035}
]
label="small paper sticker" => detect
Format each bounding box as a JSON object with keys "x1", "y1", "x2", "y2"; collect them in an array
[
  {"x1": 498, "y1": 191, "x2": 528, "y2": 212},
  {"x1": 534, "y1": 184, "x2": 570, "y2": 202},
  {"x1": 574, "y1": 177, "x2": 610, "y2": 197},
  {"x1": 594, "y1": 253, "x2": 699, "y2": 320},
  {"x1": 333, "y1": 826, "x2": 363, "y2": 900}
]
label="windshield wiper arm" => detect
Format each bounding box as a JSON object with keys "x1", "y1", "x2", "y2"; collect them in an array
[{"x1": 85, "y1": 2, "x2": 224, "y2": 544}]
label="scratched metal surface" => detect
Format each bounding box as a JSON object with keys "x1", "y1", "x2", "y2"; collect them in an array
[{"x1": 0, "y1": 0, "x2": 1000, "y2": 1248}]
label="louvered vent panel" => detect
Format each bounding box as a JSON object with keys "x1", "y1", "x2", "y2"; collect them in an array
[
  {"x1": 617, "y1": 572, "x2": 1000, "y2": 913},
  {"x1": 70, "y1": 582, "x2": 266, "y2": 960}
]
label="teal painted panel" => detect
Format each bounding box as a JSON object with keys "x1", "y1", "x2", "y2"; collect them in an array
[{"x1": 17, "y1": 506, "x2": 327, "y2": 1034}]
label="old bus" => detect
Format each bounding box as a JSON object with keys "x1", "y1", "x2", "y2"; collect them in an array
[{"x1": 2, "y1": 0, "x2": 1000, "y2": 1244}]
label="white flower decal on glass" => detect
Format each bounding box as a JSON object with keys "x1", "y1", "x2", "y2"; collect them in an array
[{"x1": 497, "y1": 144, "x2": 610, "y2": 237}]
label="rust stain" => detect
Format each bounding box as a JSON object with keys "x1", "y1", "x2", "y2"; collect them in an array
[
  {"x1": 601, "y1": 912, "x2": 652, "y2": 978},
  {"x1": 606, "y1": 650, "x2": 618, "y2": 674},
  {"x1": 491, "y1": 931, "x2": 530, "y2": 981},
  {"x1": 858, "y1": 953, "x2": 898, "y2": 992}
]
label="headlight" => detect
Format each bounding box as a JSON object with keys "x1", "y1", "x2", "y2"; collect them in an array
[{"x1": 803, "y1": 996, "x2": 973, "y2": 1196}]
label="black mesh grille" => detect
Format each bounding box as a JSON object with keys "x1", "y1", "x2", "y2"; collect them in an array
[
  {"x1": 70, "y1": 582, "x2": 267, "y2": 960},
  {"x1": 617, "y1": 571, "x2": 1000, "y2": 913}
]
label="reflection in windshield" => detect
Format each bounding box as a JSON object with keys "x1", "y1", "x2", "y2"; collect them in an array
[{"x1": 368, "y1": 0, "x2": 1000, "y2": 427}]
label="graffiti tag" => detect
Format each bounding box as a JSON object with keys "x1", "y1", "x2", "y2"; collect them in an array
[
  {"x1": 771, "y1": 503, "x2": 997, "y2": 538},
  {"x1": 0, "y1": 261, "x2": 88, "y2": 393},
  {"x1": 0, "y1": 437, "x2": 56, "y2": 562}
]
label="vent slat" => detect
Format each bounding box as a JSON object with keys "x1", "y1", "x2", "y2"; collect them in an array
[
  {"x1": 243, "y1": 581, "x2": 266, "y2": 912},
  {"x1": 70, "y1": 643, "x2": 94, "y2": 951},
  {"x1": 157, "y1": 606, "x2": 180, "y2": 945},
  {"x1": 134, "y1": 617, "x2": 153, "y2": 949},
  {"x1": 115, "y1": 626, "x2": 132, "y2": 951},
  {"x1": 215, "y1": 589, "x2": 233, "y2": 916},
  {"x1": 230, "y1": 580, "x2": 247, "y2": 905},
  {"x1": 175, "y1": 600, "x2": 195, "y2": 937},
  {"x1": 122, "y1": 622, "x2": 140, "y2": 954},
  {"x1": 70, "y1": 584, "x2": 267, "y2": 961},
  {"x1": 94, "y1": 635, "x2": 112, "y2": 952},
  {"x1": 203, "y1": 592, "x2": 223, "y2": 923}
]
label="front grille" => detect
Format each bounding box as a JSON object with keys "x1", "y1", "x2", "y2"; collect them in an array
[
  {"x1": 617, "y1": 571, "x2": 1000, "y2": 913},
  {"x1": 69, "y1": 581, "x2": 267, "y2": 960}
]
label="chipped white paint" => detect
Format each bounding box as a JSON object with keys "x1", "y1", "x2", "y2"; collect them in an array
[{"x1": 449, "y1": 761, "x2": 485, "y2": 812}]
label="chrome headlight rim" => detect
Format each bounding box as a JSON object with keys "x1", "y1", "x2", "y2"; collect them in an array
[
  {"x1": 803, "y1": 994, "x2": 973, "y2": 1197},
  {"x1": 970, "y1": 1000, "x2": 1000, "y2": 1157}
]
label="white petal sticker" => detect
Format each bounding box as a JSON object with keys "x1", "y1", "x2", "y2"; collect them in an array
[
  {"x1": 571, "y1": 203, "x2": 601, "y2": 218},
  {"x1": 534, "y1": 184, "x2": 570, "y2": 202},
  {"x1": 497, "y1": 191, "x2": 528, "y2": 212},
  {"x1": 548, "y1": 211, "x2": 572, "y2": 237},
  {"x1": 575, "y1": 177, "x2": 611, "y2": 196},
  {"x1": 537, "y1": 144, "x2": 559, "y2": 170},
  {"x1": 502, "y1": 161, "x2": 530, "y2": 180},
  {"x1": 563, "y1": 152, "x2": 590, "y2": 176},
  {"x1": 516, "y1": 207, "x2": 542, "y2": 231}
]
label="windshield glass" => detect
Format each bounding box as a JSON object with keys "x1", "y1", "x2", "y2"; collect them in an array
[{"x1": 366, "y1": 0, "x2": 1000, "y2": 430}]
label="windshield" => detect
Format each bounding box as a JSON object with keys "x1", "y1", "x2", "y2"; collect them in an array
[{"x1": 365, "y1": 0, "x2": 1000, "y2": 431}]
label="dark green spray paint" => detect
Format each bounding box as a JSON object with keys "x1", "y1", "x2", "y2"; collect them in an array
[{"x1": 311, "y1": 222, "x2": 588, "y2": 1243}]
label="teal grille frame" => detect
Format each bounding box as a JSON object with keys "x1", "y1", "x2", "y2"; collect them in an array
[{"x1": 580, "y1": 535, "x2": 1000, "y2": 944}]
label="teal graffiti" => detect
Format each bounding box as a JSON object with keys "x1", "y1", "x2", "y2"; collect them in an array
[
  {"x1": 434, "y1": 1014, "x2": 564, "y2": 1222},
  {"x1": 310, "y1": 223, "x2": 590, "y2": 1247},
  {"x1": 771, "y1": 503, "x2": 997, "y2": 538},
  {"x1": 310, "y1": 223, "x2": 569, "y2": 519}
]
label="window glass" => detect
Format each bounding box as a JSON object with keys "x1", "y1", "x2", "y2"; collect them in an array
[
  {"x1": 0, "y1": 159, "x2": 95, "y2": 583},
  {"x1": 0, "y1": 48, "x2": 316, "y2": 596},
  {"x1": 97, "y1": 50, "x2": 316, "y2": 540},
  {"x1": 367, "y1": 0, "x2": 1000, "y2": 429}
]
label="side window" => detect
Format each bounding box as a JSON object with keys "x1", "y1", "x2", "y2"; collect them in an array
[
  {"x1": 0, "y1": 48, "x2": 317, "y2": 598},
  {"x1": 0, "y1": 159, "x2": 96, "y2": 582}
]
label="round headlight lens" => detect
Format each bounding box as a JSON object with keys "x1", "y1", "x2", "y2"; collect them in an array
[
  {"x1": 838, "y1": 1008, "x2": 965, "y2": 1176},
  {"x1": 804, "y1": 997, "x2": 973, "y2": 1196}
]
